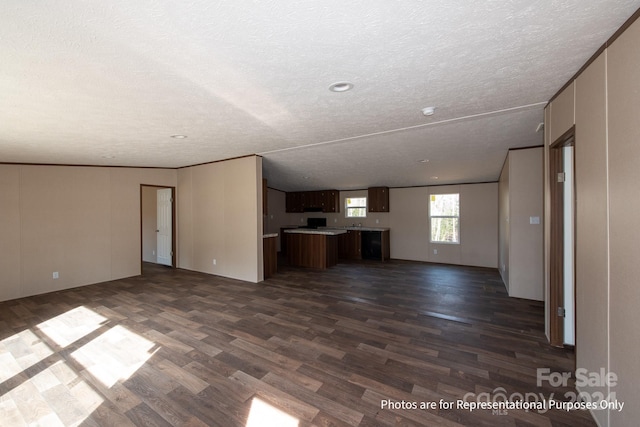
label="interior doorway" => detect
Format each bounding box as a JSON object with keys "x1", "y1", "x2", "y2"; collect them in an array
[
  {"x1": 140, "y1": 185, "x2": 176, "y2": 268},
  {"x1": 549, "y1": 128, "x2": 576, "y2": 348}
]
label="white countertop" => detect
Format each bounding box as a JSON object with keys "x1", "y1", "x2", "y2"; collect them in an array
[
  {"x1": 340, "y1": 226, "x2": 389, "y2": 231},
  {"x1": 263, "y1": 233, "x2": 278, "y2": 238},
  {"x1": 284, "y1": 228, "x2": 347, "y2": 236}
]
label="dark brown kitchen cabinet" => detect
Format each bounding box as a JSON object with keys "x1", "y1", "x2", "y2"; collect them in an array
[
  {"x1": 285, "y1": 192, "x2": 303, "y2": 213},
  {"x1": 285, "y1": 189, "x2": 340, "y2": 213},
  {"x1": 368, "y1": 186, "x2": 389, "y2": 212},
  {"x1": 263, "y1": 235, "x2": 277, "y2": 278},
  {"x1": 323, "y1": 190, "x2": 340, "y2": 212},
  {"x1": 307, "y1": 191, "x2": 321, "y2": 209},
  {"x1": 338, "y1": 230, "x2": 361, "y2": 260}
]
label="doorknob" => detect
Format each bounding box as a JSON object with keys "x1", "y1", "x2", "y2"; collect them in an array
[{"x1": 156, "y1": 229, "x2": 159, "y2": 232}]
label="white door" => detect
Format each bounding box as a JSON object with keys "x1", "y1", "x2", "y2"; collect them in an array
[{"x1": 157, "y1": 188, "x2": 173, "y2": 266}]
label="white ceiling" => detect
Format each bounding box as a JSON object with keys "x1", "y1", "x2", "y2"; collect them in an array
[{"x1": 2, "y1": 1, "x2": 639, "y2": 191}]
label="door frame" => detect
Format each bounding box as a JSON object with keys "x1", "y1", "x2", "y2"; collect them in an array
[
  {"x1": 549, "y1": 126, "x2": 575, "y2": 347},
  {"x1": 140, "y1": 184, "x2": 177, "y2": 269}
]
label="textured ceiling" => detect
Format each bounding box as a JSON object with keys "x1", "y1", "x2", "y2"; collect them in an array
[{"x1": 1, "y1": 1, "x2": 639, "y2": 191}]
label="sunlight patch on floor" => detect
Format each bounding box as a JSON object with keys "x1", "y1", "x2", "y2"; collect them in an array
[
  {"x1": 1, "y1": 359, "x2": 104, "y2": 426},
  {"x1": 246, "y1": 397, "x2": 299, "y2": 427},
  {"x1": 0, "y1": 306, "x2": 159, "y2": 426},
  {"x1": 37, "y1": 306, "x2": 107, "y2": 348},
  {"x1": 0, "y1": 329, "x2": 54, "y2": 382},
  {"x1": 71, "y1": 325, "x2": 157, "y2": 388}
]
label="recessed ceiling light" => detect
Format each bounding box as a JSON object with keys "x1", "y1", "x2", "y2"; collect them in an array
[
  {"x1": 170, "y1": 134, "x2": 187, "y2": 139},
  {"x1": 329, "y1": 82, "x2": 354, "y2": 92},
  {"x1": 430, "y1": 176, "x2": 439, "y2": 180},
  {"x1": 421, "y1": 107, "x2": 436, "y2": 116},
  {"x1": 419, "y1": 159, "x2": 429, "y2": 163},
  {"x1": 303, "y1": 176, "x2": 310, "y2": 180}
]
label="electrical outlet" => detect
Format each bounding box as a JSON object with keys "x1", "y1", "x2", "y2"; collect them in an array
[
  {"x1": 433, "y1": 249, "x2": 438, "y2": 255},
  {"x1": 53, "y1": 272, "x2": 59, "y2": 279},
  {"x1": 213, "y1": 259, "x2": 217, "y2": 266},
  {"x1": 152, "y1": 250, "x2": 155, "y2": 255},
  {"x1": 376, "y1": 219, "x2": 379, "y2": 224}
]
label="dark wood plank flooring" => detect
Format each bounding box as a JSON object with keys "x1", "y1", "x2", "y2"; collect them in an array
[{"x1": 0, "y1": 260, "x2": 596, "y2": 426}]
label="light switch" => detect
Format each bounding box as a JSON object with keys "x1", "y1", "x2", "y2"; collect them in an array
[{"x1": 530, "y1": 216, "x2": 540, "y2": 225}]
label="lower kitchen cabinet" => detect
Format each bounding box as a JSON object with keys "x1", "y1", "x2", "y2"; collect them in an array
[
  {"x1": 263, "y1": 235, "x2": 277, "y2": 278},
  {"x1": 338, "y1": 230, "x2": 361, "y2": 260},
  {"x1": 338, "y1": 229, "x2": 390, "y2": 262},
  {"x1": 361, "y1": 230, "x2": 390, "y2": 261}
]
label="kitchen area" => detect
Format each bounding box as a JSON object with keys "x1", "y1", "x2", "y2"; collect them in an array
[{"x1": 263, "y1": 184, "x2": 391, "y2": 274}]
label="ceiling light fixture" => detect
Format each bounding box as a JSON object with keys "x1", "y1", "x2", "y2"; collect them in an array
[
  {"x1": 329, "y1": 82, "x2": 353, "y2": 92},
  {"x1": 421, "y1": 107, "x2": 436, "y2": 116},
  {"x1": 430, "y1": 176, "x2": 439, "y2": 180},
  {"x1": 170, "y1": 134, "x2": 188, "y2": 139},
  {"x1": 419, "y1": 159, "x2": 429, "y2": 163}
]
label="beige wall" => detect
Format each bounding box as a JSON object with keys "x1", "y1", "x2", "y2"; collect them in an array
[
  {"x1": 545, "y1": 13, "x2": 640, "y2": 426},
  {"x1": 574, "y1": 52, "x2": 610, "y2": 427},
  {"x1": 504, "y1": 148, "x2": 544, "y2": 301},
  {"x1": 388, "y1": 187, "x2": 429, "y2": 262},
  {"x1": 498, "y1": 156, "x2": 510, "y2": 290},
  {"x1": 389, "y1": 183, "x2": 498, "y2": 268},
  {"x1": 177, "y1": 156, "x2": 263, "y2": 283},
  {"x1": 0, "y1": 165, "x2": 177, "y2": 302},
  {"x1": 1, "y1": 165, "x2": 25, "y2": 302},
  {"x1": 607, "y1": 20, "x2": 640, "y2": 427},
  {"x1": 549, "y1": 82, "x2": 575, "y2": 143},
  {"x1": 141, "y1": 186, "x2": 158, "y2": 263}
]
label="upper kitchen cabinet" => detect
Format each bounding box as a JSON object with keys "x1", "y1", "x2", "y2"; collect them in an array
[
  {"x1": 321, "y1": 190, "x2": 340, "y2": 213},
  {"x1": 307, "y1": 191, "x2": 322, "y2": 209},
  {"x1": 286, "y1": 191, "x2": 303, "y2": 213},
  {"x1": 368, "y1": 187, "x2": 389, "y2": 212},
  {"x1": 285, "y1": 189, "x2": 340, "y2": 213}
]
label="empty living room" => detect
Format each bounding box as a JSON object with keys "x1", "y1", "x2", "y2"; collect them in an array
[{"x1": 2, "y1": 1, "x2": 640, "y2": 426}]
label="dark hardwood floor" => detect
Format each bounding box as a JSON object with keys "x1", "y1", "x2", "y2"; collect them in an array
[{"x1": 0, "y1": 260, "x2": 596, "y2": 426}]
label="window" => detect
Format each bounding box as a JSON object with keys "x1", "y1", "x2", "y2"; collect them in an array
[
  {"x1": 345, "y1": 197, "x2": 367, "y2": 218},
  {"x1": 429, "y1": 193, "x2": 460, "y2": 243}
]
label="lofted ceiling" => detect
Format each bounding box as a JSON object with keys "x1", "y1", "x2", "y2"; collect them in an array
[{"x1": 1, "y1": 1, "x2": 639, "y2": 191}]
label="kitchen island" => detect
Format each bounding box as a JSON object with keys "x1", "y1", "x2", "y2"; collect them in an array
[{"x1": 284, "y1": 228, "x2": 347, "y2": 269}]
